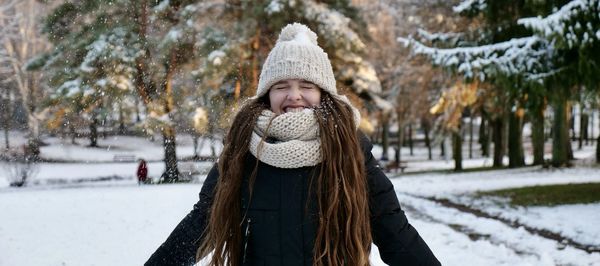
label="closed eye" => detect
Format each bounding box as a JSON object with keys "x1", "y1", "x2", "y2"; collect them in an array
[{"x1": 300, "y1": 84, "x2": 317, "y2": 89}]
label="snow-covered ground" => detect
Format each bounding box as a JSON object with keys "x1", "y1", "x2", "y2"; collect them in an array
[
  {"x1": 1, "y1": 131, "x2": 599, "y2": 265},
  {"x1": 1, "y1": 130, "x2": 223, "y2": 162},
  {"x1": 390, "y1": 167, "x2": 600, "y2": 265}
]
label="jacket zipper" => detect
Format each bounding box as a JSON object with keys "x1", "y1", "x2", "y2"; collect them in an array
[{"x1": 242, "y1": 218, "x2": 251, "y2": 264}]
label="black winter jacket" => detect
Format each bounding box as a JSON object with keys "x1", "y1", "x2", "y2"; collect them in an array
[{"x1": 145, "y1": 134, "x2": 440, "y2": 266}]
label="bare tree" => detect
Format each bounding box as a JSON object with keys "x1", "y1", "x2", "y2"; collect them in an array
[
  {"x1": 0, "y1": 0, "x2": 52, "y2": 159},
  {"x1": 2, "y1": 150, "x2": 39, "y2": 187},
  {"x1": 355, "y1": 0, "x2": 464, "y2": 165}
]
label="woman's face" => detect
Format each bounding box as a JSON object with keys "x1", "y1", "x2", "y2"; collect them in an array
[{"x1": 268, "y1": 79, "x2": 321, "y2": 115}]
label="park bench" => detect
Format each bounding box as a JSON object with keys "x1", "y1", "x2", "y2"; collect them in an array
[
  {"x1": 113, "y1": 154, "x2": 136, "y2": 162},
  {"x1": 384, "y1": 160, "x2": 408, "y2": 174}
]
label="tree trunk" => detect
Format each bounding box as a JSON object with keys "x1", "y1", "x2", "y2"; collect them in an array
[
  {"x1": 396, "y1": 125, "x2": 404, "y2": 164},
  {"x1": 567, "y1": 103, "x2": 574, "y2": 160},
  {"x1": 591, "y1": 110, "x2": 595, "y2": 145},
  {"x1": 69, "y1": 121, "x2": 77, "y2": 145},
  {"x1": 160, "y1": 50, "x2": 180, "y2": 182},
  {"x1": 531, "y1": 106, "x2": 545, "y2": 165},
  {"x1": 89, "y1": 114, "x2": 98, "y2": 147},
  {"x1": 26, "y1": 114, "x2": 41, "y2": 160},
  {"x1": 552, "y1": 96, "x2": 571, "y2": 167},
  {"x1": 162, "y1": 126, "x2": 179, "y2": 182},
  {"x1": 469, "y1": 114, "x2": 474, "y2": 159},
  {"x1": 596, "y1": 133, "x2": 600, "y2": 163},
  {"x1": 2, "y1": 87, "x2": 10, "y2": 149},
  {"x1": 135, "y1": 96, "x2": 141, "y2": 123},
  {"x1": 479, "y1": 113, "x2": 490, "y2": 157},
  {"x1": 381, "y1": 117, "x2": 389, "y2": 161},
  {"x1": 193, "y1": 135, "x2": 199, "y2": 159},
  {"x1": 492, "y1": 116, "x2": 504, "y2": 167},
  {"x1": 579, "y1": 111, "x2": 588, "y2": 149},
  {"x1": 508, "y1": 109, "x2": 525, "y2": 168},
  {"x1": 118, "y1": 102, "x2": 126, "y2": 134},
  {"x1": 250, "y1": 28, "x2": 261, "y2": 97},
  {"x1": 453, "y1": 126, "x2": 463, "y2": 171},
  {"x1": 570, "y1": 105, "x2": 576, "y2": 141},
  {"x1": 423, "y1": 119, "x2": 432, "y2": 160},
  {"x1": 440, "y1": 139, "x2": 445, "y2": 158},
  {"x1": 408, "y1": 123, "x2": 413, "y2": 156}
]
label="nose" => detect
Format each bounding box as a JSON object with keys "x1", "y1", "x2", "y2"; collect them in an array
[{"x1": 287, "y1": 84, "x2": 302, "y2": 101}]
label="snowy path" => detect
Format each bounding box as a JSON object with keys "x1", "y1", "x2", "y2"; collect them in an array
[
  {"x1": 397, "y1": 192, "x2": 600, "y2": 265},
  {"x1": 384, "y1": 165, "x2": 600, "y2": 266},
  {"x1": 413, "y1": 194, "x2": 600, "y2": 253}
]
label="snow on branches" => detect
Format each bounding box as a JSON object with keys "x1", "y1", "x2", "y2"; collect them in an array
[
  {"x1": 518, "y1": 0, "x2": 600, "y2": 49},
  {"x1": 398, "y1": 34, "x2": 552, "y2": 82},
  {"x1": 453, "y1": 0, "x2": 486, "y2": 14},
  {"x1": 417, "y1": 28, "x2": 463, "y2": 43},
  {"x1": 303, "y1": 0, "x2": 365, "y2": 52},
  {"x1": 303, "y1": 0, "x2": 390, "y2": 111},
  {"x1": 78, "y1": 28, "x2": 139, "y2": 93}
]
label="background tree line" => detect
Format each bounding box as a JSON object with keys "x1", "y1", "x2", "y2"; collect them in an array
[{"x1": 1, "y1": 0, "x2": 599, "y2": 180}]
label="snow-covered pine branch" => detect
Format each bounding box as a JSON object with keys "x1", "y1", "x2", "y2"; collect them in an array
[
  {"x1": 453, "y1": 0, "x2": 486, "y2": 14},
  {"x1": 303, "y1": 0, "x2": 366, "y2": 54},
  {"x1": 398, "y1": 34, "x2": 552, "y2": 82},
  {"x1": 518, "y1": 0, "x2": 600, "y2": 49},
  {"x1": 266, "y1": 0, "x2": 285, "y2": 15},
  {"x1": 55, "y1": 78, "x2": 89, "y2": 98},
  {"x1": 416, "y1": 28, "x2": 464, "y2": 44}
]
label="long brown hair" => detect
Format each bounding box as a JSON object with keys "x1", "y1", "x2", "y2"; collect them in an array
[{"x1": 197, "y1": 93, "x2": 371, "y2": 266}]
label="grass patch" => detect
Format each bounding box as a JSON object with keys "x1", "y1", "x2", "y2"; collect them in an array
[
  {"x1": 478, "y1": 183, "x2": 600, "y2": 207},
  {"x1": 396, "y1": 165, "x2": 506, "y2": 176}
]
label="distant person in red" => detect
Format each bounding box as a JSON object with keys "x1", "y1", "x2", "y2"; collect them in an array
[{"x1": 137, "y1": 159, "x2": 148, "y2": 185}]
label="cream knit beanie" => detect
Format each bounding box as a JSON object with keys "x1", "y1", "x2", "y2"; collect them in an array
[
  {"x1": 255, "y1": 22, "x2": 361, "y2": 125},
  {"x1": 256, "y1": 23, "x2": 337, "y2": 98}
]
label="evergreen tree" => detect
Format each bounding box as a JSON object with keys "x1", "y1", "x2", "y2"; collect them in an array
[
  {"x1": 192, "y1": 0, "x2": 388, "y2": 110},
  {"x1": 37, "y1": 0, "x2": 384, "y2": 181},
  {"x1": 400, "y1": 0, "x2": 600, "y2": 167},
  {"x1": 519, "y1": 0, "x2": 600, "y2": 164},
  {"x1": 37, "y1": 0, "x2": 209, "y2": 181}
]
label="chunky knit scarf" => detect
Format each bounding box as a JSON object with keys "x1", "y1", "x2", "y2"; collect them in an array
[{"x1": 249, "y1": 109, "x2": 321, "y2": 168}]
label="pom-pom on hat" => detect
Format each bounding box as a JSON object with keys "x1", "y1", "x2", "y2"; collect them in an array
[{"x1": 256, "y1": 23, "x2": 337, "y2": 98}]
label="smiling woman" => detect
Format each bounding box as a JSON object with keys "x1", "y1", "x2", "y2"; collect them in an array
[
  {"x1": 268, "y1": 79, "x2": 322, "y2": 115},
  {"x1": 145, "y1": 23, "x2": 440, "y2": 266}
]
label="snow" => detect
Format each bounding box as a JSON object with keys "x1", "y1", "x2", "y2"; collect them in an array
[
  {"x1": 154, "y1": 0, "x2": 170, "y2": 13},
  {"x1": 207, "y1": 50, "x2": 225, "y2": 66},
  {"x1": 417, "y1": 29, "x2": 463, "y2": 43},
  {"x1": 0, "y1": 132, "x2": 222, "y2": 163},
  {"x1": 58, "y1": 78, "x2": 83, "y2": 97},
  {"x1": 1, "y1": 132, "x2": 600, "y2": 265},
  {"x1": 518, "y1": 0, "x2": 599, "y2": 48},
  {"x1": 397, "y1": 193, "x2": 600, "y2": 265},
  {"x1": 392, "y1": 166, "x2": 600, "y2": 197},
  {"x1": 302, "y1": 0, "x2": 389, "y2": 109},
  {"x1": 165, "y1": 28, "x2": 182, "y2": 43},
  {"x1": 0, "y1": 184, "x2": 201, "y2": 266},
  {"x1": 266, "y1": 0, "x2": 284, "y2": 14},
  {"x1": 453, "y1": 0, "x2": 487, "y2": 13},
  {"x1": 498, "y1": 203, "x2": 600, "y2": 246},
  {"x1": 399, "y1": 35, "x2": 551, "y2": 81}
]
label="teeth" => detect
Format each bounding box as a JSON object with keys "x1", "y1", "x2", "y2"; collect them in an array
[{"x1": 285, "y1": 107, "x2": 305, "y2": 113}]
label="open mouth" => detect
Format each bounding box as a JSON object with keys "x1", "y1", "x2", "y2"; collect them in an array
[{"x1": 284, "y1": 107, "x2": 307, "y2": 113}]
